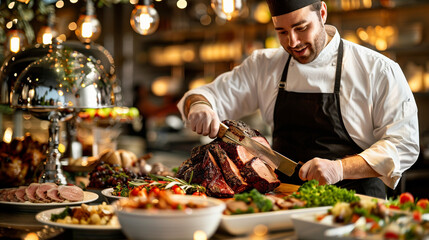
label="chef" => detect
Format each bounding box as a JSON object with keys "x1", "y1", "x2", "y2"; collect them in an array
[{"x1": 177, "y1": 0, "x2": 419, "y2": 198}]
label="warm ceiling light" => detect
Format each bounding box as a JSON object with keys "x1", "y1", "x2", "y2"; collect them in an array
[
  {"x1": 130, "y1": 0, "x2": 159, "y2": 35},
  {"x1": 75, "y1": 0, "x2": 101, "y2": 43},
  {"x1": 211, "y1": 0, "x2": 246, "y2": 21}
]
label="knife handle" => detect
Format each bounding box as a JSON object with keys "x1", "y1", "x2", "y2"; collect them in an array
[{"x1": 217, "y1": 122, "x2": 229, "y2": 138}]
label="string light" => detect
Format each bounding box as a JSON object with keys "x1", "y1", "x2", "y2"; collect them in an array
[
  {"x1": 130, "y1": 0, "x2": 159, "y2": 35},
  {"x1": 75, "y1": 0, "x2": 102, "y2": 43},
  {"x1": 211, "y1": 0, "x2": 246, "y2": 21}
]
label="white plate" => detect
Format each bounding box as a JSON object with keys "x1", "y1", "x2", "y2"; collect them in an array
[
  {"x1": 219, "y1": 206, "x2": 331, "y2": 235},
  {"x1": 0, "y1": 191, "x2": 98, "y2": 212},
  {"x1": 291, "y1": 209, "x2": 383, "y2": 240},
  {"x1": 35, "y1": 206, "x2": 121, "y2": 231},
  {"x1": 101, "y1": 188, "x2": 123, "y2": 203}
]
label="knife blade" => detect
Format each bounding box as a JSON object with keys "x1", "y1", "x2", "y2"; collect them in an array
[{"x1": 218, "y1": 122, "x2": 301, "y2": 176}]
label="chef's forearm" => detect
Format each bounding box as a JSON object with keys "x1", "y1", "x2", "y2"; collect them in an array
[
  {"x1": 341, "y1": 155, "x2": 381, "y2": 179},
  {"x1": 183, "y1": 94, "x2": 211, "y2": 118}
]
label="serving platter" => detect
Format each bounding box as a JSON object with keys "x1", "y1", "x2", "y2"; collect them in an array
[
  {"x1": 101, "y1": 188, "x2": 123, "y2": 203},
  {"x1": 35, "y1": 207, "x2": 121, "y2": 230},
  {"x1": 219, "y1": 206, "x2": 331, "y2": 235},
  {"x1": 35, "y1": 206, "x2": 124, "y2": 238},
  {"x1": 0, "y1": 191, "x2": 98, "y2": 212},
  {"x1": 291, "y1": 209, "x2": 383, "y2": 240}
]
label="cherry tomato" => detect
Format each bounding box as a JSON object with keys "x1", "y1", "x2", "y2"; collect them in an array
[
  {"x1": 149, "y1": 186, "x2": 160, "y2": 196},
  {"x1": 399, "y1": 192, "x2": 414, "y2": 204},
  {"x1": 130, "y1": 188, "x2": 140, "y2": 196},
  {"x1": 192, "y1": 191, "x2": 207, "y2": 198},
  {"x1": 413, "y1": 210, "x2": 422, "y2": 222},
  {"x1": 417, "y1": 199, "x2": 429, "y2": 209},
  {"x1": 171, "y1": 185, "x2": 185, "y2": 195}
]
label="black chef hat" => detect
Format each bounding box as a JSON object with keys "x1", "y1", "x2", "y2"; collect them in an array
[{"x1": 266, "y1": 0, "x2": 320, "y2": 16}]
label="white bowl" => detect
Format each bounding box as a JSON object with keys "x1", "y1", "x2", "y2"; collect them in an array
[{"x1": 113, "y1": 195, "x2": 226, "y2": 240}]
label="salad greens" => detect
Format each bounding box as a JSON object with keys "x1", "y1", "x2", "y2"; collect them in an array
[
  {"x1": 290, "y1": 180, "x2": 360, "y2": 207},
  {"x1": 233, "y1": 189, "x2": 273, "y2": 213},
  {"x1": 50, "y1": 206, "x2": 71, "y2": 221}
]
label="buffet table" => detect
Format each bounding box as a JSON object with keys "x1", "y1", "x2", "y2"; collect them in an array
[
  {"x1": 0, "y1": 184, "x2": 300, "y2": 240},
  {"x1": 0, "y1": 205, "x2": 297, "y2": 240}
]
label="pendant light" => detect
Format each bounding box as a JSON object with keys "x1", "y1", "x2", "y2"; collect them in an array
[
  {"x1": 36, "y1": 10, "x2": 58, "y2": 45},
  {"x1": 75, "y1": 0, "x2": 101, "y2": 43},
  {"x1": 130, "y1": 0, "x2": 160, "y2": 35},
  {"x1": 211, "y1": 0, "x2": 246, "y2": 21},
  {"x1": 4, "y1": 21, "x2": 26, "y2": 57}
]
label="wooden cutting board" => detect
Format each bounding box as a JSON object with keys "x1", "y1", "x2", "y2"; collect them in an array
[{"x1": 272, "y1": 183, "x2": 300, "y2": 197}]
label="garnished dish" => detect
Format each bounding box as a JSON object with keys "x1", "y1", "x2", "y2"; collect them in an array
[
  {"x1": 115, "y1": 190, "x2": 209, "y2": 210},
  {"x1": 220, "y1": 180, "x2": 361, "y2": 235},
  {"x1": 49, "y1": 203, "x2": 119, "y2": 226},
  {"x1": 293, "y1": 192, "x2": 429, "y2": 240},
  {"x1": 35, "y1": 204, "x2": 121, "y2": 232},
  {"x1": 112, "y1": 190, "x2": 225, "y2": 240},
  {"x1": 112, "y1": 175, "x2": 206, "y2": 198}
]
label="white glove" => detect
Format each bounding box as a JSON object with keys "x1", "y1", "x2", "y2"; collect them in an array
[
  {"x1": 299, "y1": 158, "x2": 343, "y2": 185},
  {"x1": 187, "y1": 102, "x2": 220, "y2": 139}
]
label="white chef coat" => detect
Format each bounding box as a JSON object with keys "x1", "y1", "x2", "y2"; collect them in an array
[{"x1": 177, "y1": 25, "x2": 420, "y2": 189}]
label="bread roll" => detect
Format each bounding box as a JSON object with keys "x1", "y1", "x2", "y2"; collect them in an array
[{"x1": 98, "y1": 149, "x2": 137, "y2": 168}]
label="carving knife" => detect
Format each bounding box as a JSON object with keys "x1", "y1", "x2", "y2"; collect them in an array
[{"x1": 217, "y1": 122, "x2": 302, "y2": 176}]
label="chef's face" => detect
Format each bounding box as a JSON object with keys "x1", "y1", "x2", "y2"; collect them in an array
[{"x1": 272, "y1": 2, "x2": 328, "y2": 64}]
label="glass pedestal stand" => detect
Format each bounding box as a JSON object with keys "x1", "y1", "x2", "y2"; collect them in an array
[{"x1": 39, "y1": 112, "x2": 67, "y2": 185}]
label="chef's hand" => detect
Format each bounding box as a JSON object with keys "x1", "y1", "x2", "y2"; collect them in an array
[
  {"x1": 299, "y1": 158, "x2": 343, "y2": 185},
  {"x1": 187, "y1": 103, "x2": 220, "y2": 139}
]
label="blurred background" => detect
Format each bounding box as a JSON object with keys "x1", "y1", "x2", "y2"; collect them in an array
[{"x1": 1, "y1": 0, "x2": 429, "y2": 198}]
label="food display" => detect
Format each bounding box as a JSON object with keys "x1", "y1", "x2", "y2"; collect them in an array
[
  {"x1": 50, "y1": 203, "x2": 119, "y2": 226},
  {"x1": 176, "y1": 120, "x2": 280, "y2": 198},
  {"x1": 115, "y1": 190, "x2": 209, "y2": 210},
  {"x1": 0, "y1": 134, "x2": 47, "y2": 187},
  {"x1": 309, "y1": 192, "x2": 429, "y2": 239},
  {"x1": 111, "y1": 175, "x2": 206, "y2": 198},
  {"x1": 113, "y1": 192, "x2": 226, "y2": 240},
  {"x1": 223, "y1": 180, "x2": 359, "y2": 215},
  {"x1": 87, "y1": 151, "x2": 174, "y2": 189},
  {"x1": 77, "y1": 107, "x2": 140, "y2": 123},
  {"x1": 0, "y1": 183, "x2": 84, "y2": 203},
  {"x1": 288, "y1": 179, "x2": 361, "y2": 207}
]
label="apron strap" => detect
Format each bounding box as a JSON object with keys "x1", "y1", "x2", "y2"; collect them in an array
[{"x1": 334, "y1": 40, "x2": 344, "y2": 94}]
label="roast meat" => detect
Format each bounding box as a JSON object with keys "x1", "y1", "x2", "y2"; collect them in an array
[{"x1": 177, "y1": 120, "x2": 280, "y2": 198}]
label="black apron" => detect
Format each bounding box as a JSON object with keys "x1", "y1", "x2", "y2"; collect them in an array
[{"x1": 272, "y1": 40, "x2": 386, "y2": 199}]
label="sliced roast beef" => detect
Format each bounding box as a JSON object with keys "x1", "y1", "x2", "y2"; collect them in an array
[
  {"x1": 177, "y1": 119, "x2": 281, "y2": 198},
  {"x1": 7, "y1": 189, "x2": 18, "y2": 202},
  {"x1": 200, "y1": 150, "x2": 235, "y2": 198},
  {"x1": 15, "y1": 186, "x2": 27, "y2": 202},
  {"x1": 241, "y1": 157, "x2": 280, "y2": 193},
  {"x1": 47, "y1": 188, "x2": 64, "y2": 202},
  {"x1": 218, "y1": 142, "x2": 255, "y2": 168},
  {"x1": 208, "y1": 144, "x2": 249, "y2": 193},
  {"x1": 36, "y1": 183, "x2": 57, "y2": 202},
  {"x1": 25, "y1": 183, "x2": 41, "y2": 202},
  {"x1": 0, "y1": 189, "x2": 8, "y2": 201},
  {"x1": 58, "y1": 185, "x2": 84, "y2": 202}
]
